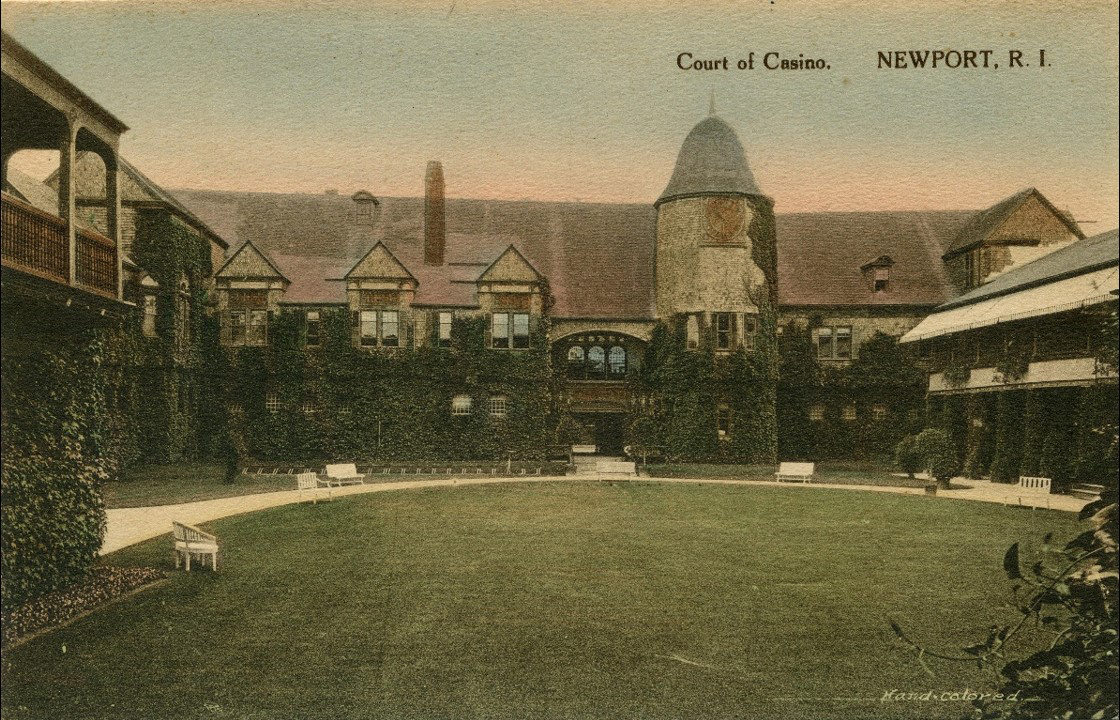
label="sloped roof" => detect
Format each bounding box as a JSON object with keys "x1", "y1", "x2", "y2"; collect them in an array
[
  {"x1": 776, "y1": 210, "x2": 974, "y2": 307},
  {"x1": 44, "y1": 153, "x2": 229, "y2": 248},
  {"x1": 938, "y1": 228, "x2": 1119, "y2": 311},
  {"x1": 171, "y1": 186, "x2": 1081, "y2": 316},
  {"x1": 216, "y1": 239, "x2": 289, "y2": 281},
  {"x1": 656, "y1": 116, "x2": 763, "y2": 206},
  {"x1": 170, "y1": 189, "x2": 658, "y2": 317},
  {"x1": 942, "y1": 187, "x2": 1083, "y2": 258},
  {"x1": 4, "y1": 167, "x2": 98, "y2": 233}
]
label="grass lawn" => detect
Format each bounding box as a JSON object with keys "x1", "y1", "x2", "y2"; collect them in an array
[
  {"x1": 2, "y1": 483, "x2": 1080, "y2": 719},
  {"x1": 103, "y1": 464, "x2": 295, "y2": 508}
]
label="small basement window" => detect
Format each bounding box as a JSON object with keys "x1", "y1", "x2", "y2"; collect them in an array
[
  {"x1": 488, "y1": 396, "x2": 508, "y2": 419},
  {"x1": 452, "y1": 394, "x2": 473, "y2": 416}
]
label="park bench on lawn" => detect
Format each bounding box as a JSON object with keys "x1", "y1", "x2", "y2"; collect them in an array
[
  {"x1": 323, "y1": 463, "x2": 365, "y2": 487},
  {"x1": 297, "y1": 472, "x2": 333, "y2": 503},
  {"x1": 775, "y1": 462, "x2": 815, "y2": 483},
  {"x1": 596, "y1": 460, "x2": 637, "y2": 480},
  {"x1": 1015, "y1": 476, "x2": 1052, "y2": 510},
  {"x1": 172, "y1": 521, "x2": 219, "y2": 572}
]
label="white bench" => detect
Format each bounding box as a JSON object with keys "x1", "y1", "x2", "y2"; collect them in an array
[
  {"x1": 323, "y1": 463, "x2": 365, "y2": 487},
  {"x1": 1016, "y1": 476, "x2": 1052, "y2": 510},
  {"x1": 172, "y1": 521, "x2": 219, "y2": 572},
  {"x1": 597, "y1": 460, "x2": 637, "y2": 479},
  {"x1": 297, "y1": 472, "x2": 333, "y2": 503},
  {"x1": 775, "y1": 462, "x2": 815, "y2": 483},
  {"x1": 572, "y1": 444, "x2": 598, "y2": 455}
]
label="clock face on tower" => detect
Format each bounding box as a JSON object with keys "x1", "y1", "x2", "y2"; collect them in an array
[{"x1": 703, "y1": 196, "x2": 747, "y2": 244}]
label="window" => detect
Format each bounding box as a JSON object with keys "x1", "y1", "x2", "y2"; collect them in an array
[
  {"x1": 492, "y1": 312, "x2": 530, "y2": 349},
  {"x1": 587, "y1": 346, "x2": 606, "y2": 378},
  {"x1": 714, "y1": 312, "x2": 735, "y2": 351},
  {"x1": 743, "y1": 316, "x2": 757, "y2": 351},
  {"x1": 964, "y1": 248, "x2": 986, "y2": 289},
  {"x1": 265, "y1": 392, "x2": 281, "y2": 414},
  {"x1": 808, "y1": 404, "x2": 825, "y2": 422},
  {"x1": 142, "y1": 295, "x2": 157, "y2": 337},
  {"x1": 686, "y1": 314, "x2": 700, "y2": 350},
  {"x1": 873, "y1": 266, "x2": 889, "y2": 292},
  {"x1": 816, "y1": 325, "x2": 853, "y2": 360},
  {"x1": 437, "y1": 311, "x2": 453, "y2": 348},
  {"x1": 567, "y1": 346, "x2": 585, "y2": 378},
  {"x1": 871, "y1": 403, "x2": 888, "y2": 421},
  {"x1": 248, "y1": 310, "x2": 268, "y2": 346},
  {"x1": 488, "y1": 395, "x2": 508, "y2": 419},
  {"x1": 306, "y1": 310, "x2": 321, "y2": 346},
  {"x1": 608, "y1": 346, "x2": 627, "y2": 375},
  {"x1": 717, "y1": 405, "x2": 732, "y2": 439},
  {"x1": 842, "y1": 404, "x2": 857, "y2": 421},
  {"x1": 360, "y1": 310, "x2": 378, "y2": 347},
  {"x1": 302, "y1": 399, "x2": 319, "y2": 415},
  {"x1": 230, "y1": 310, "x2": 247, "y2": 345},
  {"x1": 359, "y1": 310, "x2": 399, "y2": 348},
  {"x1": 381, "y1": 310, "x2": 399, "y2": 347},
  {"x1": 452, "y1": 394, "x2": 472, "y2": 416}
]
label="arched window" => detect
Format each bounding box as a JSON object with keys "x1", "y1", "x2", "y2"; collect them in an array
[
  {"x1": 587, "y1": 346, "x2": 606, "y2": 378},
  {"x1": 608, "y1": 346, "x2": 627, "y2": 376},
  {"x1": 567, "y1": 345, "x2": 586, "y2": 380}
]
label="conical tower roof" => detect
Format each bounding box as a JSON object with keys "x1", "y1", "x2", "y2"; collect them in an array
[{"x1": 655, "y1": 116, "x2": 763, "y2": 207}]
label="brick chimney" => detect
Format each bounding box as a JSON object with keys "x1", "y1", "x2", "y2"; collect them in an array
[{"x1": 424, "y1": 161, "x2": 446, "y2": 266}]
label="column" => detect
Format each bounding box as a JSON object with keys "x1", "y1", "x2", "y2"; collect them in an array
[{"x1": 58, "y1": 117, "x2": 78, "y2": 285}]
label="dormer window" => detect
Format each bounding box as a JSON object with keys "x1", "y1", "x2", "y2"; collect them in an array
[
  {"x1": 351, "y1": 190, "x2": 379, "y2": 224},
  {"x1": 860, "y1": 255, "x2": 894, "y2": 293},
  {"x1": 873, "y1": 266, "x2": 890, "y2": 292}
]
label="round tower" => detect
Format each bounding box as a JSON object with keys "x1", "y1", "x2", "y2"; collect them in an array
[{"x1": 655, "y1": 116, "x2": 776, "y2": 320}]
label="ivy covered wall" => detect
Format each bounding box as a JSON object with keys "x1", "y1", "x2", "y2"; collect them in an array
[
  {"x1": 626, "y1": 304, "x2": 779, "y2": 463},
  {"x1": 220, "y1": 311, "x2": 556, "y2": 462},
  {"x1": 777, "y1": 327, "x2": 927, "y2": 461}
]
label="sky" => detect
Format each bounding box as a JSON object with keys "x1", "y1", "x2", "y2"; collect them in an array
[{"x1": 3, "y1": 0, "x2": 1118, "y2": 230}]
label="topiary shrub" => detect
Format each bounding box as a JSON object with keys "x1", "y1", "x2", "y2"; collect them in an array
[
  {"x1": 894, "y1": 434, "x2": 923, "y2": 478},
  {"x1": 915, "y1": 428, "x2": 959, "y2": 488}
]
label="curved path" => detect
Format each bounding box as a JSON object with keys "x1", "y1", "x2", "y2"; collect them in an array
[{"x1": 101, "y1": 475, "x2": 1089, "y2": 556}]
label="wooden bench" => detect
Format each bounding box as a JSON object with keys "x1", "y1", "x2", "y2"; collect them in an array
[
  {"x1": 572, "y1": 444, "x2": 598, "y2": 455},
  {"x1": 775, "y1": 462, "x2": 815, "y2": 483},
  {"x1": 297, "y1": 472, "x2": 333, "y2": 503},
  {"x1": 1016, "y1": 476, "x2": 1052, "y2": 510},
  {"x1": 172, "y1": 521, "x2": 219, "y2": 572},
  {"x1": 596, "y1": 460, "x2": 637, "y2": 479},
  {"x1": 323, "y1": 463, "x2": 365, "y2": 487}
]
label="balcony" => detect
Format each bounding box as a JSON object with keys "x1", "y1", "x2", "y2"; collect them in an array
[{"x1": 2, "y1": 192, "x2": 119, "y2": 300}]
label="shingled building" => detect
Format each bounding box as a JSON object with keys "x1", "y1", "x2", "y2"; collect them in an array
[{"x1": 170, "y1": 114, "x2": 1100, "y2": 460}]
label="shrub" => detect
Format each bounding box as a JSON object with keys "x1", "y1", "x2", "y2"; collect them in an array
[
  {"x1": 915, "y1": 428, "x2": 958, "y2": 487},
  {"x1": 894, "y1": 434, "x2": 923, "y2": 478},
  {"x1": 1, "y1": 348, "x2": 112, "y2": 607}
]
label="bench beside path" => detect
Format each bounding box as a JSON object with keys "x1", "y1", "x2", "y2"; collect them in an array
[{"x1": 101, "y1": 475, "x2": 1091, "y2": 556}]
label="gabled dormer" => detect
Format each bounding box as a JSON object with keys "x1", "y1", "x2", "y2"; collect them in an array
[
  {"x1": 943, "y1": 188, "x2": 1084, "y2": 292},
  {"x1": 344, "y1": 242, "x2": 417, "y2": 349},
  {"x1": 214, "y1": 240, "x2": 288, "y2": 346},
  {"x1": 860, "y1": 255, "x2": 894, "y2": 293},
  {"x1": 477, "y1": 245, "x2": 545, "y2": 349}
]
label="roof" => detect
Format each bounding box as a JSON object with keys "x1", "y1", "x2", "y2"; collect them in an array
[
  {"x1": 900, "y1": 265, "x2": 1118, "y2": 343},
  {"x1": 937, "y1": 228, "x2": 1119, "y2": 311},
  {"x1": 942, "y1": 187, "x2": 1083, "y2": 258},
  {"x1": 44, "y1": 153, "x2": 229, "y2": 248},
  {"x1": 171, "y1": 189, "x2": 658, "y2": 316},
  {"x1": 171, "y1": 186, "x2": 1088, "y2": 315},
  {"x1": 656, "y1": 116, "x2": 764, "y2": 206},
  {"x1": 776, "y1": 210, "x2": 974, "y2": 307},
  {"x1": 1, "y1": 30, "x2": 128, "y2": 135},
  {"x1": 3, "y1": 167, "x2": 97, "y2": 232}
]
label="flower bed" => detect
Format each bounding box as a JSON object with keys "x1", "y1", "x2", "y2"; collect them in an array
[{"x1": 2, "y1": 566, "x2": 165, "y2": 647}]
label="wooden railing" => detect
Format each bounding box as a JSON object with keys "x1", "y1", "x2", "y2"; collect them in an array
[
  {"x1": 2, "y1": 192, "x2": 68, "y2": 284},
  {"x1": 2, "y1": 192, "x2": 119, "y2": 300},
  {"x1": 76, "y1": 227, "x2": 118, "y2": 298}
]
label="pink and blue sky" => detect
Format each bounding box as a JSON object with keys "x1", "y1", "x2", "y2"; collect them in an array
[{"x1": 3, "y1": 0, "x2": 1118, "y2": 229}]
